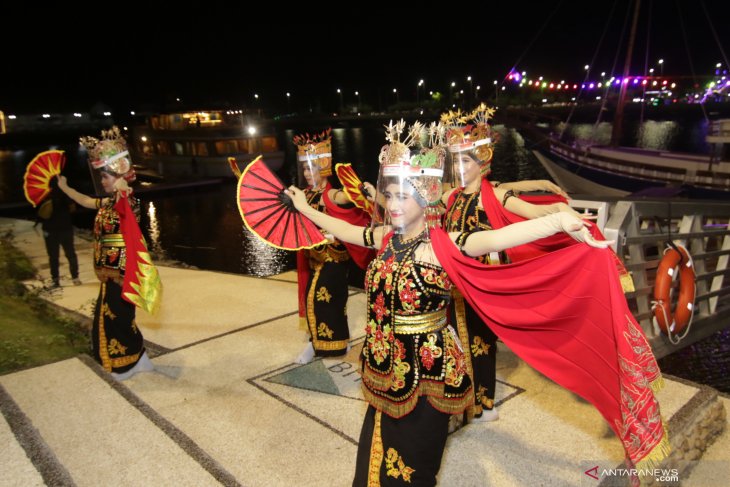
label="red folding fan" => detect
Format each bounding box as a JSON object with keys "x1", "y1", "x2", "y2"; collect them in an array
[
  {"x1": 237, "y1": 156, "x2": 327, "y2": 250},
  {"x1": 23, "y1": 150, "x2": 66, "y2": 206}
]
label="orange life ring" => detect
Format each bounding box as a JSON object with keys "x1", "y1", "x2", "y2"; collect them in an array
[{"x1": 652, "y1": 245, "x2": 696, "y2": 335}]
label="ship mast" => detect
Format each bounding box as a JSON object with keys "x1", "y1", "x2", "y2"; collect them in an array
[{"x1": 611, "y1": 0, "x2": 642, "y2": 147}]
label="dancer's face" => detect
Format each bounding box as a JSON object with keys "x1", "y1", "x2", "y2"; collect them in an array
[
  {"x1": 384, "y1": 183, "x2": 425, "y2": 231},
  {"x1": 302, "y1": 164, "x2": 321, "y2": 188},
  {"x1": 100, "y1": 171, "x2": 118, "y2": 194},
  {"x1": 454, "y1": 152, "x2": 481, "y2": 186}
]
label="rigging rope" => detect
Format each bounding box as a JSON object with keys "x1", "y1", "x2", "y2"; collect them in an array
[
  {"x1": 675, "y1": 0, "x2": 709, "y2": 123},
  {"x1": 505, "y1": 0, "x2": 566, "y2": 94},
  {"x1": 639, "y1": 0, "x2": 653, "y2": 127},
  {"x1": 561, "y1": 0, "x2": 619, "y2": 141},
  {"x1": 593, "y1": 0, "x2": 632, "y2": 135},
  {"x1": 700, "y1": 0, "x2": 730, "y2": 76}
]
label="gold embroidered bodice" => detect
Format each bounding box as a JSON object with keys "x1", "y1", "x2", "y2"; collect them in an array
[
  {"x1": 305, "y1": 187, "x2": 349, "y2": 264},
  {"x1": 360, "y1": 232, "x2": 471, "y2": 418},
  {"x1": 93, "y1": 197, "x2": 139, "y2": 282}
]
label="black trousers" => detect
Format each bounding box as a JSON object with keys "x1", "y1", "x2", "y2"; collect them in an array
[{"x1": 43, "y1": 228, "x2": 78, "y2": 280}]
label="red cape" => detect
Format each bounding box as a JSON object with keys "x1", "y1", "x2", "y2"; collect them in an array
[
  {"x1": 116, "y1": 195, "x2": 162, "y2": 314},
  {"x1": 446, "y1": 179, "x2": 633, "y2": 290},
  {"x1": 431, "y1": 227, "x2": 668, "y2": 470}
]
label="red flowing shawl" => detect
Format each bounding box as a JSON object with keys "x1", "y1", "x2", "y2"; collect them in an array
[
  {"x1": 296, "y1": 182, "x2": 375, "y2": 322},
  {"x1": 116, "y1": 195, "x2": 162, "y2": 314},
  {"x1": 473, "y1": 179, "x2": 633, "y2": 290},
  {"x1": 431, "y1": 227, "x2": 668, "y2": 470}
]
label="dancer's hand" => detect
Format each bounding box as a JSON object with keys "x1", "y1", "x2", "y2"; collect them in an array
[
  {"x1": 285, "y1": 186, "x2": 310, "y2": 214},
  {"x1": 557, "y1": 212, "x2": 613, "y2": 248},
  {"x1": 362, "y1": 181, "x2": 376, "y2": 201},
  {"x1": 57, "y1": 175, "x2": 69, "y2": 191},
  {"x1": 539, "y1": 180, "x2": 569, "y2": 198}
]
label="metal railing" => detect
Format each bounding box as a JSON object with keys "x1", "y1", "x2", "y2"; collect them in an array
[{"x1": 589, "y1": 199, "x2": 730, "y2": 358}]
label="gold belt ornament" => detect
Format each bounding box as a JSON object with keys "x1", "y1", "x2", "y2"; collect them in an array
[
  {"x1": 100, "y1": 234, "x2": 125, "y2": 247},
  {"x1": 309, "y1": 244, "x2": 349, "y2": 263},
  {"x1": 393, "y1": 310, "x2": 447, "y2": 334}
]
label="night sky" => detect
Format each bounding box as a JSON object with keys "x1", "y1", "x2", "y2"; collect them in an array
[{"x1": 3, "y1": 0, "x2": 730, "y2": 114}]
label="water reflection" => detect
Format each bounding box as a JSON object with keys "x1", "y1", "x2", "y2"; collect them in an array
[
  {"x1": 491, "y1": 125, "x2": 551, "y2": 183},
  {"x1": 146, "y1": 201, "x2": 163, "y2": 257},
  {"x1": 0, "y1": 121, "x2": 715, "y2": 277},
  {"x1": 638, "y1": 121, "x2": 678, "y2": 150},
  {"x1": 240, "y1": 226, "x2": 292, "y2": 276},
  {"x1": 137, "y1": 184, "x2": 294, "y2": 276}
]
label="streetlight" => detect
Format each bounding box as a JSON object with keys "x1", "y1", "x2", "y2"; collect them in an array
[
  {"x1": 393, "y1": 88, "x2": 399, "y2": 104},
  {"x1": 450, "y1": 81, "x2": 456, "y2": 103},
  {"x1": 417, "y1": 79, "x2": 424, "y2": 104},
  {"x1": 336, "y1": 88, "x2": 343, "y2": 114},
  {"x1": 658, "y1": 58, "x2": 664, "y2": 76},
  {"x1": 467, "y1": 75, "x2": 473, "y2": 103},
  {"x1": 493, "y1": 80, "x2": 498, "y2": 105},
  {"x1": 355, "y1": 90, "x2": 360, "y2": 111},
  {"x1": 286, "y1": 92, "x2": 291, "y2": 111}
]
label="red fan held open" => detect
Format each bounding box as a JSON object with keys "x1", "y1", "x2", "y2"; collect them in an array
[
  {"x1": 237, "y1": 156, "x2": 328, "y2": 250},
  {"x1": 23, "y1": 150, "x2": 66, "y2": 206}
]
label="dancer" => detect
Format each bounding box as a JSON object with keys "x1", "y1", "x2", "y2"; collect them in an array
[
  {"x1": 292, "y1": 129, "x2": 372, "y2": 363},
  {"x1": 441, "y1": 105, "x2": 579, "y2": 423},
  {"x1": 58, "y1": 127, "x2": 161, "y2": 380},
  {"x1": 270, "y1": 121, "x2": 664, "y2": 486}
]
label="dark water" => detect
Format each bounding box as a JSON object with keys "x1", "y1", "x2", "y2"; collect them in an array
[
  {"x1": 1, "y1": 119, "x2": 729, "y2": 392},
  {"x1": 0, "y1": 124, "x2": 551, "y2": 276},
  {"x1": 658, "y1": 329, "x2": 730, "y2": 393}
]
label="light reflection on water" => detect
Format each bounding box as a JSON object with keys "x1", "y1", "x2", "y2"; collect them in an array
[
  {"x1": 0, "y1": 120, "x2": 714, "y2": 276},
  {"x1": 136, "y1": 183, "x2": 295, "y2": 277},
  {"x1": 240, "y1": 226, "x2": 291, "y2": 276}
]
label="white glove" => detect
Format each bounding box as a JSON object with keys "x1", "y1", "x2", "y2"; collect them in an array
[{"x1": 462, "y1": 212, "x2": 613, "y2": 256}]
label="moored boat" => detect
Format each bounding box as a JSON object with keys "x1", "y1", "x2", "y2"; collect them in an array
[
  {"x1": 534, "y1": 122, "x2": 730, "y2": 198},
  {"x1": 129, "y1": 109, "x2": 284, "y2": 179}
]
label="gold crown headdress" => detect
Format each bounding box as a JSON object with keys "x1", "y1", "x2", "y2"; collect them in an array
[
  {"x1": 441, "y1": 103, "x2": 497, "y2": 165},
  {"x1": 379, "y1": 120, "x2": 445, "y2": 218},
  {"x1": 293, "y1": 128, "x2": 333, "y2": 177},
  {"x1": 80, "y1": 126, "x2": 134, "y2": 179}
]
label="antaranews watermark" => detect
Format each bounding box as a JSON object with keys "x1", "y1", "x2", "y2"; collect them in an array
[{"x1": 581, "y1": 461, "x2": 679, "y2": 486}]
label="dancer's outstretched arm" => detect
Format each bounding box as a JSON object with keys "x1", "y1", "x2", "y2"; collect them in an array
[
  {"x1": 286, "y1": 186, "x2": 384, "y2": 249},
  {"x1": 454, "y1": 212, "x2": 612, "y2": 257},
  {"x1": 498, "y1": 179, "x2": 568, "y2": 197}
]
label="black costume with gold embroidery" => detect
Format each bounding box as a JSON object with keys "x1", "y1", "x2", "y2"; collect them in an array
[
  {"x1": 354, "y1": 232, "x2": 472, "y2": 486},
  {"x1": 302, "y1": 187, "x2": 350, "y2": 356},
  {"x1": 91, "y1": 197, "x2": 145, "y2": 373},
  {"x1": 444, "y1": 188, "x2": 500, "y2": 419}
]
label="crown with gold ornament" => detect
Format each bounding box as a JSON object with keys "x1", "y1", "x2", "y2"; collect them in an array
[
  {"x1": 441, "y1": 103, "x2": 497, "y2": 167},
  {"x1": 292, "y1": 128, "x2": 333, "y2": 177},
  {"x1": 378, "y1": 120, "x2": 446, "y2": 210},
  {"x1": 80, "y1": 126, "x2": 135, "y2": 181}
]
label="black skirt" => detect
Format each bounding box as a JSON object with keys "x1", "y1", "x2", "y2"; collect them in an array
[{"x1": 92, "y1": 280, "x2": 145, "y2": 373}]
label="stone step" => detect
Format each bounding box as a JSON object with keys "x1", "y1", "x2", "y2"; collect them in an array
[{"x1": 0, "y1": 356, "x2": 232, "y2": 487}]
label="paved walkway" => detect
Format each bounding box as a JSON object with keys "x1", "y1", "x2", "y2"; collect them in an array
[{"x1": 1, "y1": 217, "x2": 728, "y2": 486}]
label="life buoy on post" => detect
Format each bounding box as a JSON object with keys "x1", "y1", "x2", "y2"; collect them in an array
[{"x1": 652, "y1": 244, "x2": 696, "y2": 343}]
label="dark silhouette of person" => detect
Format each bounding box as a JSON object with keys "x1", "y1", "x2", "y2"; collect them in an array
[{"x1": 40, "y1": 178, "x2": 80, "y2": 287}]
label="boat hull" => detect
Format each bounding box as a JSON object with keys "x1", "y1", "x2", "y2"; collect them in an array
[
  {"x1": 535, "y1": 140, "x2": 730, "y2": 199},
  {"x1": 135, "y1": 151, "x2": 285, "y2": 179}
]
